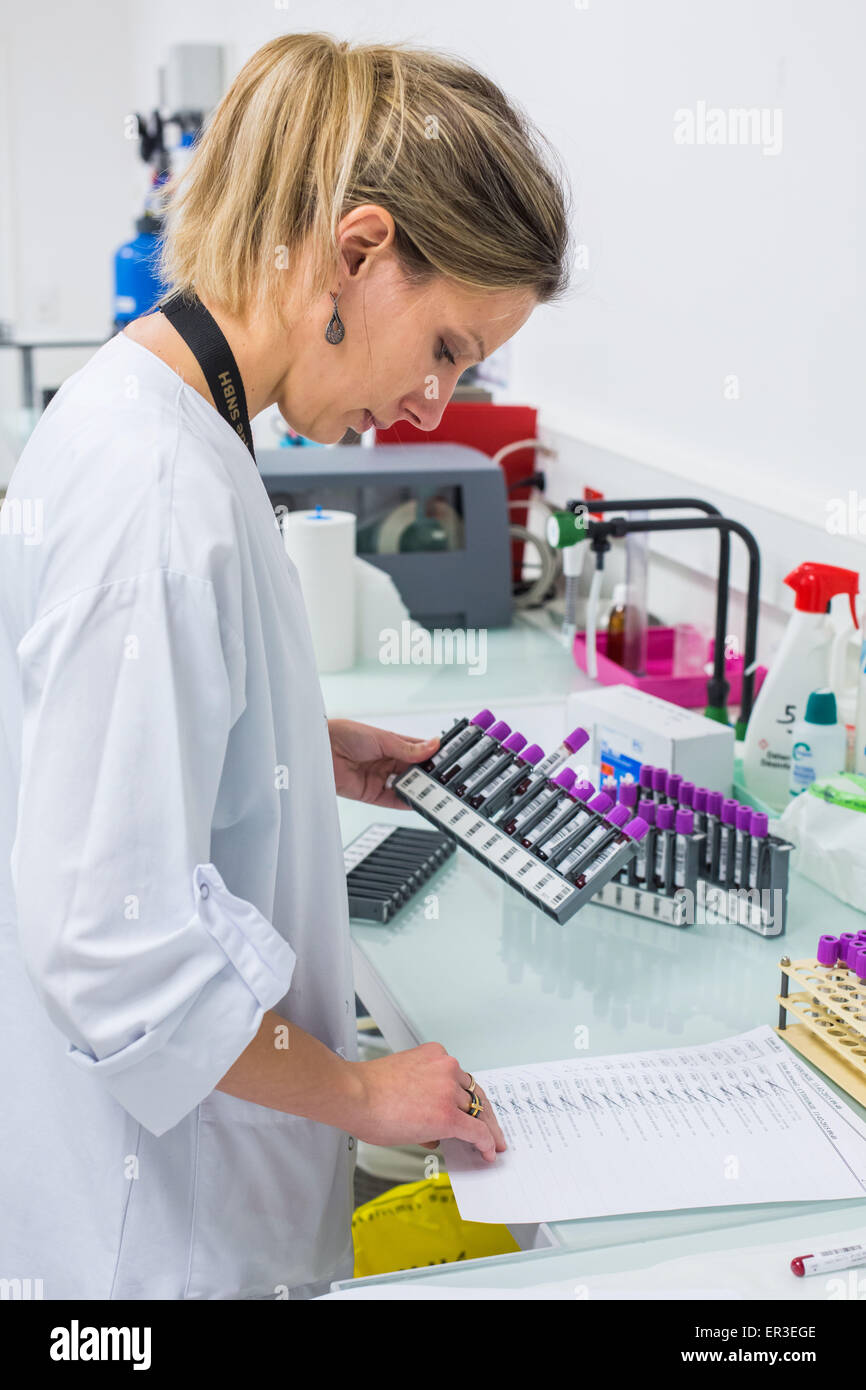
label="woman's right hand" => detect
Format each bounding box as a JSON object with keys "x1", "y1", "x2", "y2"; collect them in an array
[{"x1": 348, "y1": 1042, "x2": 507, "y2": 1163}]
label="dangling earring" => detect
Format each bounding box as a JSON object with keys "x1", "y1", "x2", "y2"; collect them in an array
[{"x1": 325, "y1": 292, "x2": 345, "y2": 345}]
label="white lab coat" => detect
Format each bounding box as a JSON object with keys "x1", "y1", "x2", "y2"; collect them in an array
[{"x1": 0, "y1": 333, "x2": 357, "y2": 1299}]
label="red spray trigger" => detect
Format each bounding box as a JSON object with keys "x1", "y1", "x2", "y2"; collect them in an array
[{"x1": 784, "y1": 562, "x2": 860, "y2": 628}]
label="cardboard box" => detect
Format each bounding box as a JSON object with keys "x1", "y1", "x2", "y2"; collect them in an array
[{"x1": 566, "y1": 684, "x2": 734, "y2": 796}]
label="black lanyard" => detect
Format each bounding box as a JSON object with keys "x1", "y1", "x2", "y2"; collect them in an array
[{"x1": 159, "y1": 291, "x2": 256, "y2": 465}]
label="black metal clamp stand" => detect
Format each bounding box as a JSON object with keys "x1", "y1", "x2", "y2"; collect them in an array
[{"x1": 565, "y1": 498, "x2": 761, "y2": 737}]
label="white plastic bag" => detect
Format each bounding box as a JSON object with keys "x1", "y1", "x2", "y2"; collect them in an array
[{"x1": 779, "y1": 788, "x2": 866, "y2": 913}]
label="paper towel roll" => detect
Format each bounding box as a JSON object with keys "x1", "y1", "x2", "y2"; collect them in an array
[{"x1": 281, "y1": 507, "x2": 357, "y2": 672}]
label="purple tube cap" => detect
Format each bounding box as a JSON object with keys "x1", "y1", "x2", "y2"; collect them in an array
[
  {"x1": 855, "y1": 949, "x2": 866, "y2": 980},
  {"x1": 486, "y1": 720, "x2": 511, "y2": 741},
  {"x1": 679, "y1": 781, "x2": 695, "y2": 807},
  {"x1": 624, "y1": 816, "x2": 649, "y2": 841},
  {"x1": 652, "y1": 768, "x2": 669, "y2": 792},
  {"x1": 707, "y1": 791, "x2": 724, "y2": 815},
  {"x1": 471, "y1": 709, "x2": 495, "y2": 729},
  {"x1": 675, "y1": 809, "x2": 694, "y2": 835},
  {"x1": 564, "y1": 726, "x2": 590, "y2": 753},
  {"x1": 522, "y1": 744, "x2": 545, "y2": 765},
  {"x1": 574, "y1": 780, "x2": 596, "y2": 802},
  {"x1": 605, "y1": 803, "x2": 631, "y2": 827},
  {"x1": 816, "y1": 935, "x2": 838, "y2": 966},
  {"x1": 639, "y1": 764, "x2": 655, "y2": 789},
  {"x1": 736, "y1": 805, "x2": 753, "y2": 831},
  {"x1": 503, "y1": 732, "x2": 527, "y2": 753},
  {"x1": 619, "y1": 780, "x2": 638, "y2": 807},
  {"x1": 554, "y1": 767, "x2": 578, "y2": 790},
  {"x1": 656, "y1": 804, "x2": 675, "y2": 830},
  {"x1": 693, "y1": 787, "x2": 709, "y2": 812},
  {"x1": 637, "y1": 797, "x2": 656, "y2": 825},
  {"x1": 846, "y1": 939, "x2": 864, "y2": 969},
  {"x1": 588, "y1": 792, "x2": 613, "y2": 814},
  {"x1": 666, "y1": 773, "x2": 683, "y2": 796},
  {"x1": 750, "y1": 812, "x2": 769, "y2": 837},
  {"x1": 721, "y1": 798, "x2": 739, "y2": 825}
]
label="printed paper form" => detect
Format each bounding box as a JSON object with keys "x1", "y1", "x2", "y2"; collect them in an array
[{"x1": 443, "y1": 1027, "x2": 866, "y2": 1225}]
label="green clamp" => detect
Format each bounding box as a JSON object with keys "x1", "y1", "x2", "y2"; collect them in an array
[{"x1": 546, "y1": 509, "x2": 588, "y2": 549}]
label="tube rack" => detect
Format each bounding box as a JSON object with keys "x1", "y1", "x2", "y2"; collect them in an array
[
  {"x1": 775, "y1": 955, "x2": 866, "y2": 1108},
  {"x1": 595, "y1": 834, "x2": 792, "y2": 935},
  {"x1": 344, "y1": 822, "x2": 455, "y2": 923},
  {"x1": 394, "y1": 766, "x2": 641, "y2": 924},
  {"x1": 592, "y1": 832, "x2": 706, "y2": 926}
]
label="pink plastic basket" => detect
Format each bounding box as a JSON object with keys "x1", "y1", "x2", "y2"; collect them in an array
[{"x1": 572, "y1": 627, "x2": 766, "y2": 710}]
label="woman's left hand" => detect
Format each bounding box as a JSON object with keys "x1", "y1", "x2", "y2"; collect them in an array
[{"x1": 328, "y1": 719, "x2": 439, "y2": 808}]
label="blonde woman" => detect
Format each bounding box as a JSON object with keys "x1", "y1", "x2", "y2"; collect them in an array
[{"x1": 0, "y1": 34, "x2": 569, "y2": 1299}]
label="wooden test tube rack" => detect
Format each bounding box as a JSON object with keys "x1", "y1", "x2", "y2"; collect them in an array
[{"x1": 776, "y1": 955, "x2": 866, "y2": 1108}]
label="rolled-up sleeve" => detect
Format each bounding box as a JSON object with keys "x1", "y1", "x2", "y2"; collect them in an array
[{"x1": 12, "y1": 568, "x2": 296, "y2": 1137}]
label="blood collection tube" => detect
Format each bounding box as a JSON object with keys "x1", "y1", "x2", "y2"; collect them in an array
[
  {"x1": 424, "y1": 709, "x2": 494, "y2": 775},
  {"x1": 484, "y1": 746, "x2": 554, "y2": 823},
  {"x1": 532, "y1": 726, "x2": 590, "y2": 781},
  {"x1": 816, "y1": 935, "x2": 839, "y2": 968},
  {"x1": 679, "y1": 781, "x2": 695, "y2": 811},
  {"x1": 517, "y1": 769, "x2": 578, "y2": 849},
  {"x1": 837, "y1": 932, "x2": 858, "y2": 967},
  {"x1": 611, "y1": 781, "x2": 638, "y2": 877},
  {"x1": 638, "y1": 764, "x2": 655, "y2": 798},
  {"x1": 717, "y1": 799, "x2": 739, "y2": 886},
  {"x1": 748, "y1": 811, "x2": 769, "y2": 888},
  {"x1": 571, "y1": 816, "x2": 649, "y2": 889},
  {"x1": 558, "y1": 804, "x2": 631, "y2": 881},
  {"x1": 791, "y1": 1245, "x2": 866, "y2": 1278},
  {"x1": 653, "y1": 804, "x2": 676, "y2": 892},
  {"x1": 733, "y1": 805, "x2": 753, "y2": 887},
  {"x1": 478, "y1": 744, "x2": 545, "y2": 818},
  {"x1": 545, "y1": 791, "x2": 613, "y2": 868},
  {"x1": 704, "y1": 791, "x2": 723, "y2": 876},
  {"x1": 652, "y1": 767, "x2": 669, "y2": 804},
  {"x1": 630, "y1": 796, "x2": 656, "y2": 886},
  {"x1": 665, "y1": 772, "x2": 682, "y2": 805},
  {"x1": 673, "y1": 808, "x2": 694, "y2": 889},
  {"x1": 532, "y1": 781, "x2": 597, "y2": 861},
  {"x1": 439, "y1": 719, "x2": 511, "y2": 786},
  {"x1": 420, "y1": 714, "x2": 467, "y2": 771},
  {"x1": 844, "y1": 935, "x2": 866, "y2": 970},
  {"x1": 506, "y1": 766, "x2": 577, "y2": 840},
  {"x1": 458, "y1": 731, "x2": 527, "y2": 800},
  {"x1": 692, "y1": 787, "x2": 708, "y2": 836}
]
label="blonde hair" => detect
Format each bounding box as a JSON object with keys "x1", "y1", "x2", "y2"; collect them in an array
[{"x1": 159, "y1": 32, "x2": 570, "y2": 318}]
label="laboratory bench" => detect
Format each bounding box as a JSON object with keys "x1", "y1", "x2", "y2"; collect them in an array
[{"x1": 324, "y1": 614, "x2": 866, "y2": 1287}]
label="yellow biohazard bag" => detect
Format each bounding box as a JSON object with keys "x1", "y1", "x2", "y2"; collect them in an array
[{"x1": 351, "y1": 1175, "x2": 519, "y2": 1278}]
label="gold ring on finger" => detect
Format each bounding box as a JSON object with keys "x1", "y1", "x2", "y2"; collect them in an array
[{"x1": 467, "y1": 1089, "x2": 483, "y2": 1118}]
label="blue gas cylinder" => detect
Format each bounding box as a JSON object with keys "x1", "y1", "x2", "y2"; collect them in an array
[{"x1": 113, "y1": 228, "x2": 165, "y2": 328}]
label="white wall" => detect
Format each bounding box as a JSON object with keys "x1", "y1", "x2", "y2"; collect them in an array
[
  {"x1": 3, "y1": 0, "x2": 863, "y2": 659},
  {"x1": 514, "y1": 0, "x2": 865, "y2": 531},
  {"x1": 0, "y1": 2, "x2": 136, "y2": 420}
]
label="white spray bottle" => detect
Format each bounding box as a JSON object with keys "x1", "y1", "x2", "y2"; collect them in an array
[
  {"x1": 742, "y1": 562, "x2": 860, "y2": 810},
  {"x1": 856, "y1": 598, "x2": 866, "y2": 776}
]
